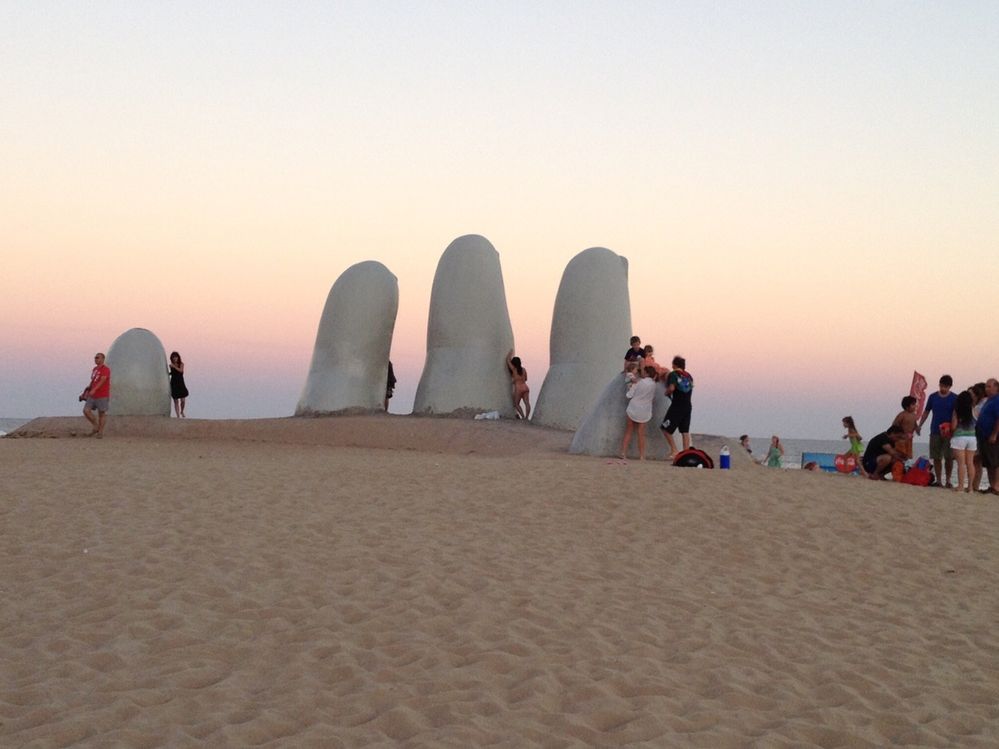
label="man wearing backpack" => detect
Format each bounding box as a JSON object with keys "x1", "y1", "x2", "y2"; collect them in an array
[{"x1": 661, "y1": 355, "x2": 694, "y2": 459}]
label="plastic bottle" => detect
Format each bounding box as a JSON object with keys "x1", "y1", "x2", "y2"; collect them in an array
[{"x1": 720, "y1": 445, "x2": 731, "y2": 469}]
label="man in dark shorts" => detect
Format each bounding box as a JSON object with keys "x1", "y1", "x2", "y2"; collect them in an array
[
  {"x1": 82, "y1": 352, "x2": 111, "y2": 438},
  {"x1": 916, "y1": 374, "x2": 957, "y2": 487},
  {"x1": 862, "y1": 425, "x2": 906, "y2": 480},
  {"x1": 660, "y1": 355, "x2": 694, "y2": 458},
  {"x1": 976, "y1": 378, "x2": 999, "y2": 494}
]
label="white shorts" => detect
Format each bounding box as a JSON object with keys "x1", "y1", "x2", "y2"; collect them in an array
[{"x1": 950, "y1": 434, "x2": 977, "y2": 451}]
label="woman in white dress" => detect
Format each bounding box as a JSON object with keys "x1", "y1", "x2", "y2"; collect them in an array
[{"x1": 620, "y1": 366, "x2": 659, "y2": 460}]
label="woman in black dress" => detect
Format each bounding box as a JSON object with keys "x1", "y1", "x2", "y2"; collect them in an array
[{"x1": 168, "y1": 351, "x2": 189, "y2": 417}]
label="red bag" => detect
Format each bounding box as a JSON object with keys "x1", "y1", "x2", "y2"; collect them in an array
[{"x1": 900, "y1": 465, "x2": 933, "y2": 486}]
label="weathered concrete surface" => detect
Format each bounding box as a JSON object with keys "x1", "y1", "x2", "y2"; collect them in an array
[
  {"x1": 106, "y1": 328, "x2": 171, "y2": 417},
  {"x1": 296, "y1": 261, "x2": 398, "y2": 415},
  {"x1": 532, "y1": 247, "x2": 632, "y2": 430},
  {"x1": 413, "y1": 235, "x2": 516, "y2": 418}
]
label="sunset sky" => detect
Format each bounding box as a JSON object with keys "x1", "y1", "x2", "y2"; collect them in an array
[{"x1": 3, "y1": 1, "x2": 997, "y2": 439}]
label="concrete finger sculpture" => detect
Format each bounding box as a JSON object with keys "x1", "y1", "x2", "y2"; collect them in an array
[
  {"x1": 569, "y1": 373, "x2": 670, "y2": 459},
  {"x1": 413, "y1": 235, "x2": 516, "y2": 417},
  {"x1": 532, "y1": 247, "x2": 632, "y2": 430},
  {"x1": 106, "y1": 327, "x2": 171, "y2": 416},
  {"x1": 296, "y1": 261, "x2": 399, "y2": 415}
]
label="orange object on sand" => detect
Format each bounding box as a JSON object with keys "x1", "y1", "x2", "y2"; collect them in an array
[{"x1": 891, "y1": 461, "x2": 905, "y2": 482}]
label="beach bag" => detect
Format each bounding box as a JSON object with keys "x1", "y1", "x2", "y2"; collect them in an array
[
  {"x1": 891, "y1": 461, "x2": 905, "y2": 482},
  {"x1": 673, "y1": 447, "x2": 713, "y2": 468},
  {"x1": 900, "y1": 459, "x2": 933, "y2": 486}
]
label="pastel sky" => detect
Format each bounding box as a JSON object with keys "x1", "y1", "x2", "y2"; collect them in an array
[{"x1": 3, "y1": 1, "x2": 997, "y2": 439}]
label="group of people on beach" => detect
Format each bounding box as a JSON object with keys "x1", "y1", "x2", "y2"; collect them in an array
[
  {"x1": 843, "y1": 375, "x2": 999, "y2": 493},
  {"x1": 503, "y1": 335, "x2": 695, "y2": 462},
  {"x1": 80, "y1": 351, "x2": 189, "y2": 437},
  {"x1": 618, "y1": 336, "x2": 694, "y2": 461}
]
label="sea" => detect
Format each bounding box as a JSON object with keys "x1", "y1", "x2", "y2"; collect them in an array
[{"x1": 0, "y1": 417, "x2": 32, "y2": 437}]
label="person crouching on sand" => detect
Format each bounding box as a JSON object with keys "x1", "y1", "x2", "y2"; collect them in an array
[
  {"x1": 620, "y1": 366, "x2": 658, "y2": 460},
  {"x1": 862, "y1": 425, "x2": 907, "y2": 480},
  {"x1": 506, "y1": 350, "x2": 531, "y2": 420},
  {"x1": 82, "y1": 352, "x2": 111, "y2": 438}
]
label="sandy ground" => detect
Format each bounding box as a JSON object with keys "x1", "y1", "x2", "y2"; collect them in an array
[{"x1": 2, "y1": 417, "x2": 998, "y2": 747}]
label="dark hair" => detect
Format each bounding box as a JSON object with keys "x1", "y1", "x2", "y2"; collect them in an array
[
  {"x1": 972, "y1": 382, "x2": 987, "y2": 401},
  {"x1": 901, "y1": 396, "x2": 917, "y2": 410},
  {"x1": 511, "y1": 356, "x2": 523, "y2": 376},
  {"x1": 644, "y1": 344, "x2": 653, "y2": 355},
  {"x1": 672, "y1": 355, "x2": 686, "y2": 369},
  {"x1": 739, "y1": 434, "x2": 749, "y2": 442},
  {"x1": 955, "y1": 390, "x2": 973, "y2": 423},
  {"x1": 842, "y1": 416, "x2": 856, "y2": 430},
  {"x1": 643, "y1": 365, "x2": 657, "y2": 378},
  {"x1": 170, "y1": 351, "x2": 183, "y2": 365},
  {"x1": 940, "y1": 374, "x2": 953, "y2": 387},
  {"x1": 887, "y1": 425, "x2": 904, "y2": 435},
  {"x1": 630, "y1": 336, "x2": 641, "y2": 345}
]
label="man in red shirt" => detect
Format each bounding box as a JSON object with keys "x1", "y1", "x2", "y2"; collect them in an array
[{"x1": 82, "y1": 352, "x2": 111, "y2": 438}]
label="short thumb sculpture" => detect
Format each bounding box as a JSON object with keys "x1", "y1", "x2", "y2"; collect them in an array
[
  {"x1": 413, "y1": 235, "x2": 516, "y2": 417},
  {"x1": 532, "y1": 247, "x2": 632, "y2": 430},
  {"x1": 296, "y1": 261, "x2": 399, "y2": 415},
  {"x1": 106, "y1": 327, "x2": 171, "y2": 416}
]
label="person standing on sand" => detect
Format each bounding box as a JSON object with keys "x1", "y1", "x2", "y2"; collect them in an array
[
  {"x1": 891, "y1": 396, "x2": 918, "y2": 461},
  {"x1": 841, "y1": 416, "x2": 867, "y2": 476},
  {"x1": 81, "y1": 352, "x2": 111, "y2": 438},
  {"x1": 949, "y1": 390, "x2": 977, "y2": 493},
  {"x1": 764, "y1": 435, "x2": 784, "y2": 468},
  {"x1": 916, "y1": 374, "x2": 957, "y2": 488},
  {"x1": 168, "y1": 351, "x2": 189, "y2": 418},
  {"x1": 506, "y1": 350, "x2": 531, "y2": 420},
  {"x1": 660, "y1": 355, "x2": 694, "y2": 458},
  {"x1": 619, "y1": 365, "x2": 658, "y2": 460},
  {"x1": 384, "y1": 361, "x2": 396, "y2": 411},
  {"x1": 975, "y1": 378, "x2": 999, "y2": 495},
  {"x1": 970, "y1": 382, "x2": 987, "y2": 491}
]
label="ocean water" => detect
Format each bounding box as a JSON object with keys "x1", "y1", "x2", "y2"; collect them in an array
[{"x1": 0, "y1": 417, "x2": 32, "y2": 436}]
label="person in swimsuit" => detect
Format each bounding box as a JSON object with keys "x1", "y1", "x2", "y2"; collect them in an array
[
  {"x1": 506, "y1": 350, "x2": 531, "y2": 420},
  {"x1": 168, "y1": 351, "x2": 189, "y2": 418},
  {"x1": 764, "y1": 435, "x2": 784, "y2": 468},
  {"x1": 842, "y1": 416, "x2": 866, "y2": 476}
]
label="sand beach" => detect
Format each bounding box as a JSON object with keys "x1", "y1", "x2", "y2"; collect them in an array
[{"x1": 2, "y1": 417, "x2": 998, "y2": 747}]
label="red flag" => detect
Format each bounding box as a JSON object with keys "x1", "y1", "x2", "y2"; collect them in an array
[{"x1": 910, "y1": 371, "x2": 928, "y2": 421}]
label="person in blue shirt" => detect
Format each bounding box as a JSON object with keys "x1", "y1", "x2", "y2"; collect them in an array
[
  {"x1": 917, "y1": 374, "x2": 957, "y2": 488},
  {"x1": 976, "y1": 378, "x2": 999, "y2": 495}
]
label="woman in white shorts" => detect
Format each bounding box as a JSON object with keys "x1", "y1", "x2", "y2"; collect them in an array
[{"x1": 950, "y1": 390, "x2": 977, "y2": 492}]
